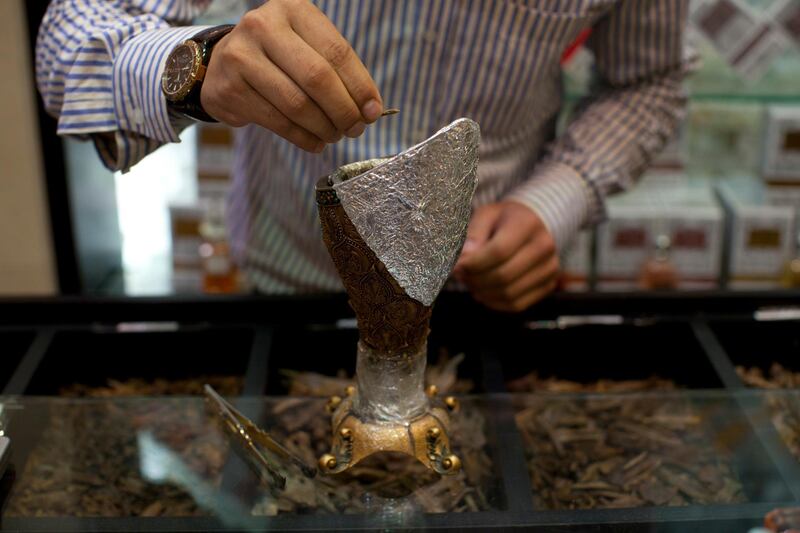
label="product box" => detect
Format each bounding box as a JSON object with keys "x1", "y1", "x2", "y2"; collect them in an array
[
  {"x1": 773, "y1": 0, "x2": 800, "y2": 48},
  {"x1": 169, "y1": 204, "x2": 204, "y2": 269},
  {"x1": 759, "y1": 107, "x2": 800, "y2": 234},
  {"x1": 691, "y1": 0, "x2": 789, "y2": 80},
  {"x1": 764, "y1": 184, "x2": 800, "y2": 214},
  {"x1": 716, "y1": 181, "x2": 796, "y2": 289},
  {"x1": 595, "y1": 203, "x2": 652, "y2": 291},
  {"x1": 559, "y1": 229, "x2": 592, "y2": 292},
  {"x1": 762, "y1": 105, "x2": 800, "y2": 182},
  {"x1": 196, "y1": 123, "x2": 235, "y2": 201},
  {"x1": 169, "y1": 204, "x2": 204, "y2": 294},
  {"x1": 596, "y1": 184, "x2": 723, "y2": 291}
]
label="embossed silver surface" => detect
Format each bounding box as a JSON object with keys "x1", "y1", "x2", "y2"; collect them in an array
[{"x1": 333, "y1": 118, "x2": 480, "y2": 306}]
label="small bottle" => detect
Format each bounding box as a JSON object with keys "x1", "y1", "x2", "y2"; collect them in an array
[
  {"x1": 639, "y1": 234, "x2": 678, "y2": 290},
  {"x1": 199, "y1": 197, "x2": 238, "y2": 293}
]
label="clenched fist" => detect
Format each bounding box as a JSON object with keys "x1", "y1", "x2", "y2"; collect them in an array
[
  {"x1": 454, "y1": 202, "x2": 559, "y2": 312},
  {"x1": 201, "y1": 0, "x2": 383, "y2": 152}
]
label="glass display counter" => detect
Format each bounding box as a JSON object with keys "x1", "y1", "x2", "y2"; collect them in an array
[
  {"x1": 1, "y1": 391, "x2": 800, "y2": 532},
  {"x1": 1, "y1": 292, "x2": 800, "y2": 531}
]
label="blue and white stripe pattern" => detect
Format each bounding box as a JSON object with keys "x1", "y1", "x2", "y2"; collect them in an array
[{"x1": 37, "y1": 0, "x2": 694, "y2": 293}]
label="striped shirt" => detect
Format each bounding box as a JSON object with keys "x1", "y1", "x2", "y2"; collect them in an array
[{"x1": 36, "y1": 0, "x2": 694, "y2": 294}]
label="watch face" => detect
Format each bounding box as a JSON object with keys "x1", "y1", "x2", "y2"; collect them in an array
[{"x1": 162, "y1": 42, "x2": 200, "y2": 101}]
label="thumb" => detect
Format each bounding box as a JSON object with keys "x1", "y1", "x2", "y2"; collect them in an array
[
  {"x1": 463, "y1": 204, "x2": 502, "y2": 254},
  {"x1": 454, "y1": 204, "x2": 502, "y2": 279}
]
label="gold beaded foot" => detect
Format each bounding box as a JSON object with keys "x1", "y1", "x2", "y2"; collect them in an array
[{"x1": 318, "y1": 386, "x2": 461, "y2": 475}]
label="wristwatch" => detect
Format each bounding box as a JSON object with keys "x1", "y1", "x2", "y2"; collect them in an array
[{"x1": 161, "y1": 25, "x2": 235, "y2": 122}]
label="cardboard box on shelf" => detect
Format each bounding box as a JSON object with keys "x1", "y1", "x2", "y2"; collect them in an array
[
  {"x1": 716, "y1": 181, "x2": 797, "y2": 289},
  {"x1": 764, "y1": 183, "x2": 800, "y2": 212},
  {"x1": 197, "y1": 123, "x2": 234, "y2": 175},
  {"x1": 169, "y1": 204, "x2": 206, "y2": 294},
  {"x1": 595, "y1": 204, "x2": 650, "y2": 291},
  {"x1": 197, "y1": 123, "x2": 235, "y2": 201},
  {"x1": 596, "y1": 185, "x2": 723, "y2": 291},
  {"x1": 169, "y1": 204, "x2": 204, "y2": 271},
  {"x1": 691, "y1": 0, "x2": 790, "y2": 81},
  {"x1": 773, "y1": 0, "x2": 800, "y2": 48},
  {"x1": 762, "y1": 106, "x2": 800, "y2": 182}
]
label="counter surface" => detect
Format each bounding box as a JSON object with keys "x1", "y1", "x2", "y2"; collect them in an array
[{"x1": 1, "y1": 292, "x2": 799, "y2": 531}]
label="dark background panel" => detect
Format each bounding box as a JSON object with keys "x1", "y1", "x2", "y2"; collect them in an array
[
  {"x1": 0, "y1": 330, "x2": 35, "y2": 390},
  {"x1": 23, "y1": 327, "x2": 254, "y2": 394},
  {"x1": 494, "y1": 322, "x2": 724, "y2": 389},
  {"x1": 710, "y1": 319, "x2": 800, "y2": 375}
]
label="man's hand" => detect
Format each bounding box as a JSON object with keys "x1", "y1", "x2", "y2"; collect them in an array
[
  {"x1": 201, "y1": 0, "x2": 383, "y2": 152},
  {"x1": 453, "y1": 202, "x2": 559, "y2": 312}
]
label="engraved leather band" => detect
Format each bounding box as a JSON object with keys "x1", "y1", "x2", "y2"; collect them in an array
[{"x1": 315, "y1": 175, "x2": 432, "y2": 355}]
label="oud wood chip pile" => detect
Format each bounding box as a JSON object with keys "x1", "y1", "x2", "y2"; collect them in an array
[
  {"x1": 6, "y1": 400, "x2": 229, "y2": 517},
  {"x1": 511, "y1": 373, "x2": 746, "y2": 510},
  {"x1": 738, "y1": 363, "x2": 800, "y2": 463},
  {"x1": 59, "y1": 375, "x2": 244, "y2": 397}
]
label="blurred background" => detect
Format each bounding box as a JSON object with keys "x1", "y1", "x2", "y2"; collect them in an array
[{"x1": 2, "y1": 0, "x2": 799, "y2": 297}]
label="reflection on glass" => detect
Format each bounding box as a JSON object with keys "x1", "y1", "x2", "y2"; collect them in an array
[
  {"x1": 3, "y1": 392, "x2": 800, "y2": 529},
  {"x1": 6, "y1": 399, "x2": 226, "y2": 517},
  {"x1": 4, "y1": 397, "x2": 502, "y2": 520},
  {"x1": 516, "y1": 394, "x2": 750, "y2": 510}
]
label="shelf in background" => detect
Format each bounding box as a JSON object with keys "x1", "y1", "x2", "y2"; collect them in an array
[{"x1": 564, "y1": 38, "x2": 800, "y2": 106}]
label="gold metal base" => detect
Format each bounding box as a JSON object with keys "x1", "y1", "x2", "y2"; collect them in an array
[{"x1": 318, "y1": 386, "x2": 461, "y2": 476}]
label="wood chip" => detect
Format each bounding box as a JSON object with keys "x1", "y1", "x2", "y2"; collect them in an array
[{"x1": 515, "y1": 374, "x2": 746, "y2": 510}]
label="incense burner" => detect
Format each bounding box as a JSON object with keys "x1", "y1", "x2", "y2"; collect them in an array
[{"x1": 314, "y1": 118, "x2": 479, "y2": 474}]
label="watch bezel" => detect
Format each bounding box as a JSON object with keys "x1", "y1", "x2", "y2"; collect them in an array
[{"x1": 162, "y1": 40, "x2": 203, "y2": 103}]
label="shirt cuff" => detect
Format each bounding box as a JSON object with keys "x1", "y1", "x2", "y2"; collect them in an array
[
  {"x1": 505, "y1": 161, "x2": 594, "y2": 251},
  {"x1": 112, "y1": 25, "x2": 211, "y2": 165}
]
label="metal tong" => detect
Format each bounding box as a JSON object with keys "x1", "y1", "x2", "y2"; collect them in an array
[{"x1": 203, "y1": 385, "x2": 316, "y2": 490}]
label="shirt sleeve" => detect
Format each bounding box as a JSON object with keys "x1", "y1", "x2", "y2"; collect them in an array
[
  {"x1": 35, "y1": 0, "x2": 213, "y2": 172},
  {"x1": 506, "y1": 0, "x2": 698, "y2": 250}
]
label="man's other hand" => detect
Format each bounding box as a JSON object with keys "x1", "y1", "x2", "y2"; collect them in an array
[
  {"x1": 454, "y1": 202, "x2": 559, "y2": 312},
  {"x1": 201, "y1": 0, "x2": 383, "y2": 152}
]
